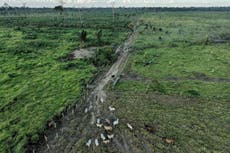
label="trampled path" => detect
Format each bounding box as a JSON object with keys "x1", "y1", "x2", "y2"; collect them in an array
[{"x1": 34, "y1": 24, "x2": 139, "y2": 153}]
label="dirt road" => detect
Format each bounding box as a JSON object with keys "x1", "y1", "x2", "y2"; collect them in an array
[{"x1": 34, "y1": 24, "x2": 138, "y2": 153}]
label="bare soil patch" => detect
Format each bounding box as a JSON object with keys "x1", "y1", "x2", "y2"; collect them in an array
[{"x1": 72, "y1": 47, "x2": 96, "y2": 59}]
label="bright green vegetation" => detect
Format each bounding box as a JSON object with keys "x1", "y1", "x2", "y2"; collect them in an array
[
  {"x1": 0, "y1": 10, "x2": 131, "y2": 153},
  {"x1": 112, "y1": 12, "x2": 230, "y2": 152},
  {"x1": 132, "y1": 45, "x2": 230, "y2": 79}
]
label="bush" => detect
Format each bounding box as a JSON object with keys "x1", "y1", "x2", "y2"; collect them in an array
[
  {"x1": 96, "y1": 29, "x2": 102, "y2": 44},
  {"x1": 80, "y1": 30, "x2": 87, "y2": 42},
  {"x1": 91, "y1": 47, "x2": 117, "y2": 67},
  {"x1": 186, "y1": 90, "x2": 200, "y2": 96},
  {"x1": 24, "y1": 33, "x2": 37, "y2": 39}
]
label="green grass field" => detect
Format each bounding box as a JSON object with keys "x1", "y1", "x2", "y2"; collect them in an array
[
  {"x1": 111, "y1": 11, "x2": 230, "y2": 152},
  {"x1": 120, "y1": 12, "x2": 230, "y2": 99},
  {"x1": 0, "y1": 10, "x2": 131, "y2": 153}
]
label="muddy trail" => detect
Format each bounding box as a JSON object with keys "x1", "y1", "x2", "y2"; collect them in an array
[{"x1": 32, "y1": 24, "x2": 139, "y2": 153}]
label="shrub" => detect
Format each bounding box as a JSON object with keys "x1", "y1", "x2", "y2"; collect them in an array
[
  {"x1": 79, "y1": 30, "x2": 87, "y2": 42},
  {"x1": 24, "y1": 32, "x2": 37, "y2": 39},
  {"x1": 96, "y1": 29, "x2": 102, "y2": 44},
  {"x1": 91, "y1": 47, "x2": 117, "y2": 67},
  {"x1": 186, "y1": 90, "x2": 200, "y2": 96}
]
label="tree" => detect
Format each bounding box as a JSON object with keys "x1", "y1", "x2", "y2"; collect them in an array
[
  {"x1": 3, "y1": 2, "x2": 9, "y2": 8},
  {"x1": 112, "y1": 1, "x2": 115, "y2": 24},
  {"x1": 21, "y1": 2, "x2": 27, "y2": 17},
  {"x1": 75, "y1": 0, "x2": 83, "y2": 26},
  {"x1": 54, "y1": 0, "x2": 65, "y2": 14},
  {"x1": 108, "y1": 0, "x2": 115, "y2": 28},
  {"x1": 54, "y1": 5, "x2": 64, "y2": 15},
  {"x1": 22, "y1": 2, "x2": 26, "y2": 8},
  {"x1": 3, "y1": 2, "x2": 10, "y2": 15}
]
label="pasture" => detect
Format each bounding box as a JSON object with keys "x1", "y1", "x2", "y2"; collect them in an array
[{"x1": 111, "y1": 11, "x2": 230, "y2": 152}]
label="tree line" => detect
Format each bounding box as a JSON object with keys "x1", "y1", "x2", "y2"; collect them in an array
[{"x1": 1, "y1": 7, "x2": 230, "y2": 15}]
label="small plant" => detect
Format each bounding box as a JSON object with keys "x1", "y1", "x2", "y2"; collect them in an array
[
  {"x1": 186, "y1": 90, "x2": 200, "y2": 96},
  {"x1": 96, "y1": 30, "x2": 102, "y2": 44}
]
